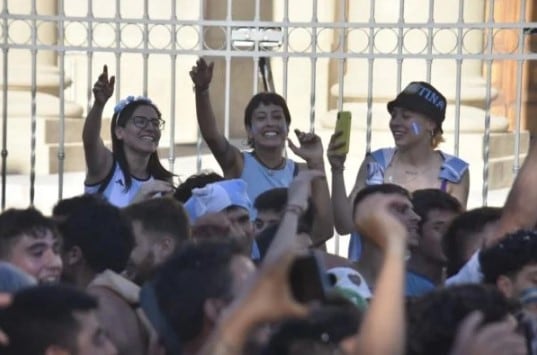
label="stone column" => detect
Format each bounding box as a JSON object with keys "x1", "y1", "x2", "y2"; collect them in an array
[{"x1": 0, "y1": 0, "x2": 83, "y2": 174}]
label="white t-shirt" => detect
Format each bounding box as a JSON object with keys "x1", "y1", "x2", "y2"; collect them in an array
[{"x1": 445, "y1": 251, "x2": 483, "y2": 286}]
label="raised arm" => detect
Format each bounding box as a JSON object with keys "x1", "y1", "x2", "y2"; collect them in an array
[
  {"x1": 486, "y1": 139, "x2": 537, "y2": 247},
  {"x1": 327, "y1": 131, "x2": 371, "y2": 235},
  {"x1": 190, "y1": 58, "x2": 243, "y2": 178},
  {"x1": 83, "y1": 65, "x2": 115, "y2": 185},
  {"x1": 288, "y1": 130, "x2": 334, "y2": 244},
  {"x1": 264, "y1": 169, "x2": 325, "y2": 263},
  {"x1": 344, "y1": 193, "x2": 408, "y2": 355}
]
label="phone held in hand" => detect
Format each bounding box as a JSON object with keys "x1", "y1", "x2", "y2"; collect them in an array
[
  {"x1": 334, "y1": 111, "x2": 352, "y2": 154},
  {"x1": 289, "y1": 252, "x2": 331, "y2": 303}
]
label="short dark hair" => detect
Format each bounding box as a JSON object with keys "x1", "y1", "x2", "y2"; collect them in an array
[
  {"x1": 111, "y1": 100, "x2": 173, "y2": 191},
  {"x1": 262, "y1": 296, "x2": 362, "y2": 355},
  {"x1": 0, "y1": 208, "x2": 58, "y2": 259},
  {"x1": 154, "y1": 238, "x2": 245, "y2": 343},
  {"x1": 352, "y1": 183, "x2": 410, "y2": 215},
  {"x1": 406, "y1": 284, "x2": 512, "y2": 355},
  {"x1": 254, "y1": 187, "x2": 288, "y2": 212},
  {"x1": 122, "y1": 197, "x2": 191, "y2": 246},
  {"x1": 442, "y1": 207, "x2": 502, "y2": 277},
  {"x1": 173, "y1": 172, "x2": 224, "y2": 203},
  {"x1": 244, "y1": 92, "x2": 291, "y2": 129},
  {"x1": 480, "y1": 229, "x2": 537, "y2": 284},
  {"x1": 0, "y1": 284, "x2": 98, "y2": 355},
  {"x1": 254, "y1": 188, "x2": 315, "y2": 236},
  {"x1": 411, "y1": 189, "x2": 462, "y2": 233},
  {"x1": 56, "y1": 194, "x2": 134, "y2": 273}
]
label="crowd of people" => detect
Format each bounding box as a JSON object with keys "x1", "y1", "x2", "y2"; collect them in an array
[{"x1": 0, "y1": 60, "x2": 536, "y2": 355}]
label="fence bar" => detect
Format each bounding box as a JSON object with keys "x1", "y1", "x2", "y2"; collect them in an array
[
  {"x1": 168, "y1": 0, "x2": 178, "y2": 174},
  {"x1": 195, "y1": 0, "x2": 205, "y2": 172},
  {"x1": 224, "y1": 0, "x2": 232, "y2": 140},
  {"x1": 425, "y1": 0, "x2": 434, "y2": 81},
  {"x1": 57, "y1": 0, "x2": 66, "y2": 200},
  {"x1": 114, "y1": 0, "x2": 122, "y2": 102},
  {"x1": 365, "y1": 0, "x2": 376, "y2": 154},
  {"x1": 396, "y1": 0, "x2": 405, "y2": 91},
  {"x1": 453, "y1": 0, "x2": 464, "y2": 157},
  {"x1": 309, "y1": 0, "x2": 318, "y2": 133},
  {"x1": 282, "y1": 0, "x2": 289, "y2": 100},
  {"x1": 28, "y1": 0, "x2": 38, "y2": 206},
  {"x1": 1, "y1": 0, "x2": 8, "y2": 210},
  {"x1": 142, "y1": 0, "x2": 149, "y2": 97},
  {"x1": 251, "y1": 0, "x2": 261, "y2": 95},
  {"x1": 513, "y1": 0, "x2": 528, "y2": 175},
  {"x1": 482, "y1": 0, "x2": 496, "y2": 206}
]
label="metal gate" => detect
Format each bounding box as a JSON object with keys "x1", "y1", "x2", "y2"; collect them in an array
[{"x1": 0, "y1": 0, "x2": 536, "y2": 213}]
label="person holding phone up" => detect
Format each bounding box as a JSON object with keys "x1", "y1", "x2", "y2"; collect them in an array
[{"x1": 327, "y1": 82, "x2": 470, "y2": 260}]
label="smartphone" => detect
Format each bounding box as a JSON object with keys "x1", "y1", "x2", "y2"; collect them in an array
[
  {"x1": 334, "y1": 111, "x2": 352, "y2": 154},
  {"x1": 289, "y1": 252, "x2": 331, "y2": 303}
]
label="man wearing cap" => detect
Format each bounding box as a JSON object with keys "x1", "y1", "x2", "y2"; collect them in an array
[
  {"x1": 184, "y1": 179, "x2": 260, "y2": 259},
  {"x1": 328, "y1": 81, "x2": 469, "y2": 262}
]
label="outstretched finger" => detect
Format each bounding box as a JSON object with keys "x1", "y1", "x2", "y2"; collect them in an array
[
  {"x1": 287, "y1": 138, "x2": 299, "y2": 154},
  {"x1": 109, "y1": 75, "x2": 116, "y2": 89},
  {"x1": 328, "y1": 140, "x2": 346, "y2": 152}
]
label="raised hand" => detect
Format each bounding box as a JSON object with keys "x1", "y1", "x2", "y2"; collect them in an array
[
  {"x1": 327, "y1": 130, "x2": 347, "y2": 171},
  {"x1": 287, "y1": 129, "x2": 324, "y2": 169},
  {"x1": 287, "y1": 169, "x2": 325, "y2": 212},
  {"x1": 131, "y1": 180, "x2": 174, "y2": 204},
  {"x1": 449, "y1": 311, "x2": 527, "y2": 355},
  {"x1": 354, "y1": 193, "x2": 408, "y2": 252},
  {"x1": 92, "y1": 65, "x2": 115, "y2": 105},
  {"x1": 190, "y1": 57, "x2": 214, "y2": 92}
]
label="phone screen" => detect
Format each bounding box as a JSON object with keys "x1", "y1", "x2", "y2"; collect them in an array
[
  {"x1": 289, "y1": 253, "x2": 330, "y2": 303},
  {"x1": 335, "y1": 111, "x2": 352, "y2": 154}
]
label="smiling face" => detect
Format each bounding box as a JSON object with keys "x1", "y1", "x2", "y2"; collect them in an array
[
  {"x1": 389, "y1": 107, "x2": 436, "y2": 149},
  {"x1": 115, "y1": 105, "x2": 162, "y2": 154},
  {"x1": 5, "y1": 229, "x2": 63, "y2": 284},
  {"x1": 247, "y1": 103, "x2": 289, "y2": 149}
]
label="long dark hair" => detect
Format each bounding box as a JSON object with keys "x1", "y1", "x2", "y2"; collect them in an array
[{"x1": 111, "y1": 100, "x2": 173, "y2": 191}]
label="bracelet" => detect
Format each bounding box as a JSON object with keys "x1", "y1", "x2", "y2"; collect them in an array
[
  {"x1": 285, "y1": 203, "x2": 305, "y2": 215},
  {"x1": 194, "y1": 85, "x2": 209, "y2": 94}
]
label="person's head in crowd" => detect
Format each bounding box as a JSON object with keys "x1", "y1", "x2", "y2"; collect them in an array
[
  {"x1": 481, "y1": 229, "x2": 537, "y2": 312},
  {"x1": 262, "y1": 296, "x2": 363, "y2": 355},
  {"x1": 0, "y1": 284, "x2": 117, "y2": 355},
  {"x1": 0, "y1": 208, "x2": 62, "y2": 284},
  {"x1": 387, "y1": 81, "x2": 446, "y2": 149},
  {"x1": 185, "y1": 179, "x2": 254, "y2": 253},
  {"x1": 254, "y1": 188, "x2": 288, "y2": 234},
  {"x1": 111, "y1": 96, "x2": 173, "y2": 191},
  {"x1": 244, "y1": 92, "x2": 291, "y2": 149},
  {"x1": 353, "y1": 184, "x2": 420, "y2": 246},
  {"x1": 53, "y1": 195, "x2": 134, "y2": 287},
  {"x1": 153, "y1": 238, "x2": 255, "y2": 354},
  {"x1": 173, "y1": 171, "x2": 224, "y2": 203},
  {"x1": 411, "y1": 189, "x2": 463, "y2": 265},
  {"x1": 442, "y1": 206, "x2": 502, "y2": 277},
  {"x1": 122, "y1": 197, "x2": 190, "y2": 284},
  {"x1": 253, "y1": 187, "x2": 315, "y2": 237},
  {"x1": 406, "y1": 284, "x2": 516, "y2": 355},
  {"x1": 0, "y1": 261, "x2": 36, "y2": 293}
]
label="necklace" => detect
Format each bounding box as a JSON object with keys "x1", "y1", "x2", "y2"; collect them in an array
[{"x1": 252, "y1": 151, "x2": 286, "y2": 170}]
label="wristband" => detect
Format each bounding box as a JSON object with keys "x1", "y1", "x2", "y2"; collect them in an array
[{"x1": 285, "y1": 203, "x2": 305, "y2": 216}]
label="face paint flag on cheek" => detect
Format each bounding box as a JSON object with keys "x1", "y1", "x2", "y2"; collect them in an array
[{"x1": 411, "y1": 122, "x2": 421, "y2": 135}]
